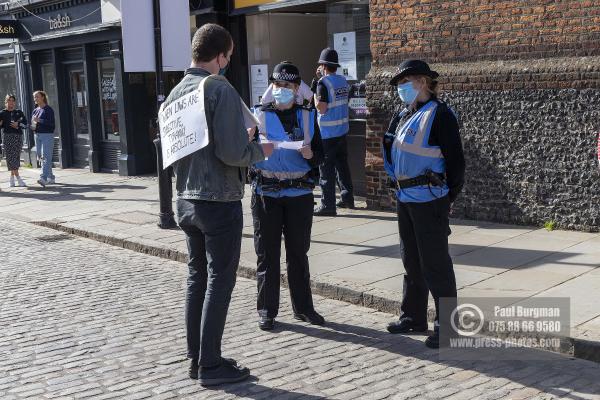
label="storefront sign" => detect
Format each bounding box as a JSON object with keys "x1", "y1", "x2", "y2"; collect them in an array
[
  {"x1": 250, "y1": 64, "x2": 269, "y2": 106},
  {"x1": 49, "y1": 14, "x2": 72, "y2": 30},
  {"x1": 334, "y1": 31, "x2": 357, "y2": 81},
  {"x1": 0, "y1": 20, "x2": 19, "y2": 39},
  {"x1": 19, "y1": 1, "x2": 101, "y2": 38}
]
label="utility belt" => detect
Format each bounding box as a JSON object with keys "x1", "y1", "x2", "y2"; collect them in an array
[
  {"x1": 395, "y1": 170, "x2": 446, "y2": 189},
  {"x1": 254, "y1": 172, "x2": 315, "y2": 192}
]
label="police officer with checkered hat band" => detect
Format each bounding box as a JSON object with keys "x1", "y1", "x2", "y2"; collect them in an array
[
  {"x1": 311, "y1": 48, "x2": 355, "y2": 216},
  {"x1": 250, "y1": 61, "x2": 326, "y2": 331},
  {"x1": 382, "y1": 59, "x2": 465, "y2": 348}
]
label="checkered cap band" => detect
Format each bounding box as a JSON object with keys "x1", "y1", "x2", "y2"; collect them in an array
[{"x1": 272, "y1": 71, "x2": 299, "y2": 82}]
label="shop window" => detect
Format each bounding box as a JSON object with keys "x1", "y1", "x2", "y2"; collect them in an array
[
  {"x1": 0, "y1": 54, "x2": 17, "y2": 107},
  {"x1": 97, "y1": 59, "x2": 119, "y2": 141}
]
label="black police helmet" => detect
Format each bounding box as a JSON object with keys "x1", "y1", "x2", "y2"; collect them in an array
[
  {"x1": 389, "y1": 59, "x2": 439, "y2": 86},
  {"x1": 270, "y1": 61, "x2": 301, "y2": 84},
  {"x1": 317, "y1": 48, "x2": 341, "y2": 67}
]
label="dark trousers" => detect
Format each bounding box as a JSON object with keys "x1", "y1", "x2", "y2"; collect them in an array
[
  {"x1": 396, "y1": 196, "x2": 457, "y2": 324},
  {"x1": 252, "y1": 193, "x2": 315, "y2": 318},
  {"x1": 319, "y1": 135, "x2": 354, "y2": 209},
  {"x1": 177, "y1": 199, "x2": 243, "y2": 368}
]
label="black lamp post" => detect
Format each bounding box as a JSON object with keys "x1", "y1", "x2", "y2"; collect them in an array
[{"x1": 152, "y1": 0, "x2": 177, "y2": 229}]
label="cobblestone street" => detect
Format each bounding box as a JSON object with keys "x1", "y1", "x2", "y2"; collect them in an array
[{"x1": 1, "y1": 218, "x2": 599, "y2": 400}]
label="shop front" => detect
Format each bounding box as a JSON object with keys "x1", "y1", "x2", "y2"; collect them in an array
[
  {"x1": 229, "y1": 0, "x2": 370, "y2": 195},
  {"x1": 4, "y1": 0, "x2": 161, "y2": 176}
]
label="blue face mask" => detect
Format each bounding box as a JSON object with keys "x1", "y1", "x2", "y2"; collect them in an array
[
  {"x1": 218, "y1": 55, "x2": 229, "y2": 76},
  {"x1": 272, "y1": 87, "x2": 295, "y2": 105},
  {"x1": 397, "y1": 81, "x2": 419, "y2": 104}
]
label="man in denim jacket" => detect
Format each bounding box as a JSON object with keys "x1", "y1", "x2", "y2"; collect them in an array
[{"x1": 165, "y1": 24, "x2": 273, "y2": 386}]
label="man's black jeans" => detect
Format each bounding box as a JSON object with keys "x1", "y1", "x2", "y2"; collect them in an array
[
  {"x1": 319, "y1": 135, "x2": 354, "y2": 210},
  {"x1": 396, "y1": 195, "x2": 457, "y2": 325},
  {"x1": 177, "y1": 199, "x2": 243, "y2": 368},
  {"x1": 251, "y1": 193, "x2": 315, "y2": 318}
]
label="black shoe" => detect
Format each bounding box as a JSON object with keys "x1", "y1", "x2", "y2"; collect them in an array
[
  {"x1": 314, "y1": 206, "x2": 336, "y2": 216},
  {"x1": 425, "y1": 331, "x2": 439, "y2": 349},
  {"x1": 387, "y1": 318, "x2": 428, "y2": 334},
  {"x1": 189, "y1": 357, "x2": 237, "y2": 379},
  {"x1": 294, "y1": 310, "x2": 325, "y2": 326},
  {"x1": 199, "y1": 362, "x2": 250, "y2": 386},
  {"x1": 189, "y1": 359, "x2": 199, "y2": 379},
  {"x1": 258, "y1": 316, "x2": 275, "y2": 331},
  {"x1": 336, "y1": 200, "x2": 355, "y2": 209}
]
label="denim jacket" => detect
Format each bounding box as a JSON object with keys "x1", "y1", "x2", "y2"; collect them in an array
[{"x1": 166, "y1": 68, "x2": 265, "y2": 202}]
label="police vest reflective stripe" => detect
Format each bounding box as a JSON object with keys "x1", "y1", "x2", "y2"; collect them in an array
[
  {"x1": 392, "y1": 100, "x2": 449, "y2": 203},
  {"x1": 254, "y1": 108, "x2": 314, "y2": 181},
  {"x1": 318, "y1": 74, "x2": 349, "y2": 139}
]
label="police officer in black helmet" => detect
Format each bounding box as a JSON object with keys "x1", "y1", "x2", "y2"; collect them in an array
[
  {"x1": 382, "y1": 60, "x2": 465, "y2": 348},
  {"x1": 311, "y1": 48, "x2": 354, "y2": 216}
]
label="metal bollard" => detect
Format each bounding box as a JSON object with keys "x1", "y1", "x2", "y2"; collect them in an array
[{"x1": 153, "y1": 135, "x2": 177, "y2": 229}]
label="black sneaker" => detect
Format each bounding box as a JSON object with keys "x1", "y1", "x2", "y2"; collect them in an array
[
  {"x1": 387, "y1": 318, "x2": 428, "y2": 334},
  {"x1": 314, "y1": 206, "x2": 336, "y2": 216},
  {"x1": 258, "y1": 316, "x2": 275, "y2": 331},
  {"x1": 336, "y1": 200, "x2": 355, "y2": 209},
  {"x1": 199, "y1": 361, "x2": 250, "y2": 386},
  {"x1": 189, "y1": 357, "x2": 238, "y2": 379},
  {"x1": 294, "y1": 310, "x2": 325, "y2": 326}
]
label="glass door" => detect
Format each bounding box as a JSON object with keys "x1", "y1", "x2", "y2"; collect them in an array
[{"x1": 67, "y1": 64, "x2": 90, "y2": 167}]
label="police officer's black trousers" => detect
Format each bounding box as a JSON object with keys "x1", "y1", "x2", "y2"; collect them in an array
[
  {"x1": 396, "y1": 195, "x2": 457, "y2": 324},
  {"x1": 319, "y1": 135, "x2": 354, "y2": 209},
  {"x1": 252, "y1": 193, "x2": 316, "y2": 318}
]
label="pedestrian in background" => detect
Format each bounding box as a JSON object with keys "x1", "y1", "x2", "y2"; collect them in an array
[
  {"x1": 31, "y1": 90, "x2": 56, "y2": 188},
  {"x1": 166, "y1": 23, "x2": 273, "y2": 386},
  {"x1": 251, "y1": 62, "x2": 325, "y2": 332},
  {"x1": 0, "y1": 94, "x2": 28, "y2": 187},
  {"x1": 312, "y1": 48, "x2": 355, "y2": 216},
  {"x1": 382, "y1": 59, "x2": 465, "y2": 348}
]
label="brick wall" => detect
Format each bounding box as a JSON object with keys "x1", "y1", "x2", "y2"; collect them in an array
[
  {"x1": 367, "y1": 1, "x2": 600, "y2": 231},
  {"x1": 370, "y1": 0, "x2": 600, "y2": 65}
]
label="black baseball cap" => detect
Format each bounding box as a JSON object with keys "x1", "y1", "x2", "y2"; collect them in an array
[{"x1": 390, "y1": 59, "x2": 439, "y2": 86}]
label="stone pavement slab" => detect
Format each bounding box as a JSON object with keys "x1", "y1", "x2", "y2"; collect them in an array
[
  {"x1": 1, "y1": 167, "x2": 600, "y2": 361},
  {"x1": 1, "y1": 218, "x2": 600, "y2": 400}
]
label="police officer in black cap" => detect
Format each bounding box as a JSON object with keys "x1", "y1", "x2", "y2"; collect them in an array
[
  {"x1": 311, "y1": 48, "x2": 354, "y2": 216},
  {"x1": 250, "y1": 61, "x2": 326, "y2": 331},
  {"x1": 382, "y1": 59, "x2": 465, "y2": 348}
]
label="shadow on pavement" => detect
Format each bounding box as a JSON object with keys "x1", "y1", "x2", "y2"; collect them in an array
[
  {"x1": 218, "y1": 375, "x2": 327, "y2": 399},
  {"x1": 275, "y1": 320, "x2": 599, "y2": 400}
]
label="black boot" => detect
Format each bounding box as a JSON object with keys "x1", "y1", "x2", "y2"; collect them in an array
[
  {"x1": 314, "y1": 205, "x2": 336, "y2": 216},
  {"x1": 387, "y1": 318, "x2": 428, "y2": 334},
  {"x1": 294, "y1": 310, "x2": 325, "y2": 326},
  {"x1": 258, "y1": 316, "x2": 275, "y2": 331}
]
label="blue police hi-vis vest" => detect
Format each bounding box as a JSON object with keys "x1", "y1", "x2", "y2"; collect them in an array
[
  {"x1": 317, "y1": 74, "x2": 349, "y2": 139},
  {"x1": 384, "y1": 100, "x2": 449, "y2": 203},
  {"x1": 254, "y1": 107, "x2": 315, "y2": 198}
]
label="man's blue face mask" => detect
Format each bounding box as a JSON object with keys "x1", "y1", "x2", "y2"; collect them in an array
[
  {"x1": 219, "y1": 54, "x2": 230, "y2": 76},
  {"x1": 397, "y1": 81, "x2": 419, "y2": 105}
]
